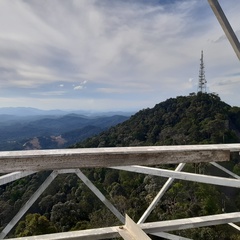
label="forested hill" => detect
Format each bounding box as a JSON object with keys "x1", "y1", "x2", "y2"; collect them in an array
[{"x1": 74, "y1": 92, "x2": 240, "y2": 148}]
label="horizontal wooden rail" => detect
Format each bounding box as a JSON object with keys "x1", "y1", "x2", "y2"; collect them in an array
[{"x1": 0, "y1": 144, "x2": 239, "y2": 173}]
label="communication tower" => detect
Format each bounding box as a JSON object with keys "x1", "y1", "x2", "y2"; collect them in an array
[{"x1": 198, "y1": 50, "x2": 207, "y2": 93}]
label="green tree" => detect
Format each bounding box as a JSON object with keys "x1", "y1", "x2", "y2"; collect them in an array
[{"x1": 15, "y1": 213, "x2": 57, "y2": 237}]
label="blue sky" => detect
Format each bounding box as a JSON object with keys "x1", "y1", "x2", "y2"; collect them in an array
[{"x1": 0, "y1": 0, "x2": 239, "y2": 111}]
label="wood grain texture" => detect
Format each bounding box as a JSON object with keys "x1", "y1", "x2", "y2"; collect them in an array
[{"x1": 0, "y1": 144, "x2": 236, "y2": 172}]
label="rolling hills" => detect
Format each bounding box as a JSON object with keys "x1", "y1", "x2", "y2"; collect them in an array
[{"x1": 0, "y1": 114, "x2": 129, "y2": 150}]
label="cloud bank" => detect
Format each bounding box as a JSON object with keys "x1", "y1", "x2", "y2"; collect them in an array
[{"x1": 0, "y1": 0, "x2": 239, "y2": 110}]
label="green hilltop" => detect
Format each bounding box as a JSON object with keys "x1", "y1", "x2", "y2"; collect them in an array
[{"x1": 74, "y1": 92, "x2": 240, "y2": 148}]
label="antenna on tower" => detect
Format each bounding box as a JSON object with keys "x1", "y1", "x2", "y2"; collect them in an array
[{"x1": 198, "y1": 50, "x2": 207, "y2": 93}]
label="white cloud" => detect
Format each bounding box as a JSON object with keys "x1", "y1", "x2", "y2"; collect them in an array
[
  {"x1": 0, "y1": 0, "x2": 240, "y2": 110},
  {"x1": 31, "y1": 91, "x2": 66, "y2": 96},
  {"x1": 73, "y1": 80, "x2": 87, "y2": 90},
  {"x1": 74, "y1": 85, "x2": 84, "y2": 90}
]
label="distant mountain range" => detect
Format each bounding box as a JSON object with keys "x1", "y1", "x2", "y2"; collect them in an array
[
  {"x1": 0, "y1": 107, "x2": 134, "y2": 117},
  {"x1": 0, "y1": 112, "x2": 130, "y2": 150},
  {"x1": 0, "y1": 107, "x2": 67, "y2": 116}
]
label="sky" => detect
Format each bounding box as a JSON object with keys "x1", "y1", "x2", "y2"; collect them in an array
[{"x1": 0, "y1": 0, "x2": 239, "y2": 112}]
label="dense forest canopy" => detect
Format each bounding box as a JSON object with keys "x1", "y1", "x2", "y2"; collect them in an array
[
  {"x1": 74, "y1": 92, "x2": 240, "y2": 148},
  {"x1": 1, "y1": 93, "x2": 240, "y2": 239}
]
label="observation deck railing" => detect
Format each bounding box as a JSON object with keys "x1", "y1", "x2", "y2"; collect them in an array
[{"x1": 0, "y1": 144, "x2": 240, "y2": 239}]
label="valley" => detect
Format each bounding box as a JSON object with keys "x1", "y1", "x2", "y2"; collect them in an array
[{"x1": 0, "y1": 111, "x2": 130, "y2": 150}]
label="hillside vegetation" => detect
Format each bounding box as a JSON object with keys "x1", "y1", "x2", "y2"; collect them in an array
[
  {"x1": 1, "y1": 93, "x2": 240, "y2": 239},
  {"x1": 75, "y1": 92, "x2": 240, "y2": 148},
  {"x1": 0, "y1": 114, "x2": 129, "y2": 150}
]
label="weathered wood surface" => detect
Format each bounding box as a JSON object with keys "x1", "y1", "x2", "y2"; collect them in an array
[
  {"x1": 118, "y1": 215, "x2": 151, "y2": 240},
  {"x1": 0, "y1": 144, "x2": 238, "y2": 172}
]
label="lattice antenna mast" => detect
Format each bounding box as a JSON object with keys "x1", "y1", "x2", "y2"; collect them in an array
[{"x1": 198, "y1": 50, "x2": 207, "y2": 93}]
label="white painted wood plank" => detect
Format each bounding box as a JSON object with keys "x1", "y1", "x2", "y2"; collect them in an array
[
  {"x1": 141, "y1": 212, "x2": 240, "y2": 233},
  {"x1": 152, "y1": 232, "x2": 192, "y2": 240},
  {"x1": 112, "y1": 165, "x2": 240, "y2": 188},
  {"x1": 0, "y1": 144, "x2": 236, "y2": 172},
  {"x1": 0, "y1": 171, "x2": 36, "y2": 186},
  {"x1": 118, "y1": 215, "x2": 151, "y2": 240}
]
